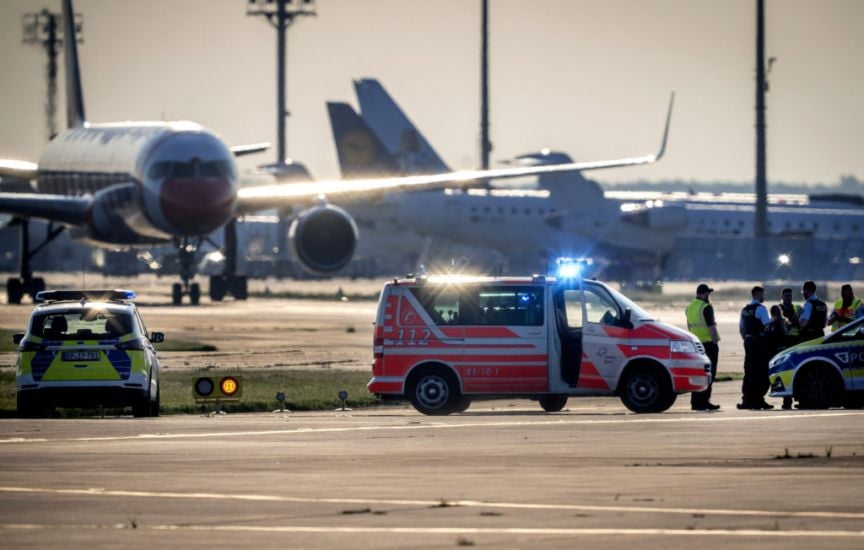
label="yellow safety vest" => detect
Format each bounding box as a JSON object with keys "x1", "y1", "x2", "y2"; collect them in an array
[
  {"x1": 832, "y1": 298, "x2": 862, "y2": 331},
  {"x1": 686, "y1": 299, "x2": 712, "y2": 343}
]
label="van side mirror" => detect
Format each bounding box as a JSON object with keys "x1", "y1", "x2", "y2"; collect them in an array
[
  {"x1": 620, "y1": 308, "x2": 633, "y2": 329},
  {"x1": 149, "y1": 332, "x2": 165, "y2": 344},
  {"x1": 12, "y1": 333, "x2": 24, "y2": 345}
]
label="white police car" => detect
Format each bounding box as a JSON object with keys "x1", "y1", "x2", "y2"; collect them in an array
[
  {"x1": 13, "y1": 290, "x2": 163, "y2": 417},
  {"x1": 769, "y1": 316, "x2": 864, "y2": 408}
]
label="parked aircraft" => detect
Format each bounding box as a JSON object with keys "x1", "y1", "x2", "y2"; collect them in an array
[
  {"x1": 0, "y1": 0, "x2": 669, "y2": 305},
  {"x1": 330, "y1": 78, "x2": 864, "y2": 280}
]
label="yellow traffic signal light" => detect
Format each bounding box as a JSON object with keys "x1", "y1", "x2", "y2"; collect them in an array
[{"x1": 193, "y1": 375, "x2": 242, "y2": 402}]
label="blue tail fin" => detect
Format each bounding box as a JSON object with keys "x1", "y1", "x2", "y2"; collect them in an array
[
  {"x1": 353, "y1": 78, "x2": 449, "y2": 174},
  {"x1": 63, "y1": 0, "x2": 86, "y2": 128},
  {"x1": 326, "y1": 102, "x2": 400, "y2": 178}
]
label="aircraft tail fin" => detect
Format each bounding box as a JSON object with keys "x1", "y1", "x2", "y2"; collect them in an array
[
  {"x1": 326, "y1": 102, "x2": 401, "y2": 178},
  {"x1": 63, "y1": 0, "x2": 86, "y2": 128},
  {"x1": 353, "y1": 78, "x2": 450, "y2": 174}
]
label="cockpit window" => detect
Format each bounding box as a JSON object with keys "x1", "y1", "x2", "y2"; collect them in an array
[{"x1": 147, "y1": 160, "x2": 235, "y2": 180}]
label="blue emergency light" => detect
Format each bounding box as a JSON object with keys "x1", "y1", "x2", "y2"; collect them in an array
[
  {"x1": 35, "y1": 289, "x2": 137, "y2": 303},
  {"x1": 556, "y1": 257, "x2": 585, "y2": 279}
]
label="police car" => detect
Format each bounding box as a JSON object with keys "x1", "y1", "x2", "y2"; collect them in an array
[
  {"x1": 769, "y1": 316, "x2": 864, "y2": 408},
  {"x1": 13, "y1": 290, "x2": 163, "y2": 417}
]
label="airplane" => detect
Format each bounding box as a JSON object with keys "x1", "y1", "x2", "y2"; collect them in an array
[
  {"x1": 0, "y1": 0, "x2": 671, "y2": 305},
  {"x1": 327, "y1": 78, "x2": 864, "y2": 280}
]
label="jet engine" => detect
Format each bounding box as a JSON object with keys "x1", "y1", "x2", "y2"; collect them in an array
[
  {"x1": 84, "y1": 183, "x2": 163, "y2": 244},
  {"x1": 289, "y1": 203, "x2": 359, "y2": 275}
]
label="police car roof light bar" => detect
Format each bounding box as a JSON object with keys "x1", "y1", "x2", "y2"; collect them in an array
[{"x1": 35, "y1": 289, "x2": 137, "y2": 303}]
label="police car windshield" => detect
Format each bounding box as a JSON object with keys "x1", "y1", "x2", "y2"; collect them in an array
[
  {"x1": 604, "y1": 285, "x2": 655, "y2": 321},
  {"x1": 30, "y1": 308, "x2": 133, "y2": 340}
]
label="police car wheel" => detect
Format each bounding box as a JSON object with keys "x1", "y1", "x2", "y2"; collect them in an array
[
  {"x1": 620, "y1": 366, "x2": 676, "y2": 413},
  {"x1": 795, "y1": 363, "x2": 842, "y2": 409},
  {"x1": 539, "y1": 395, "x2": 568, "y2": 412},
  {"x1": 16, "y1": 393, "x2": 42, "y2": 418},
  {"x1": 409, "y1": 367, "x2": 460, "y2": 416}
]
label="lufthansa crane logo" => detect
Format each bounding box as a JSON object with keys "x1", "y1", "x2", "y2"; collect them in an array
[{"x1": 341, "y1": 131, "x2": 375, "y2": 164}]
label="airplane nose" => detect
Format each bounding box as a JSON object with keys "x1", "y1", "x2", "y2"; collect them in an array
[{"x1": 159, "y1": 177, "x2": 236, "y2": 235}]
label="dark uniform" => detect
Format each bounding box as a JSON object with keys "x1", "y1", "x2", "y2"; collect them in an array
[
  {"x1": 739, "y1": 299, "x2": 771, "y2": 409},
  {"x1": 799, "y1": 296, "x2": 828, "y2": 341}
]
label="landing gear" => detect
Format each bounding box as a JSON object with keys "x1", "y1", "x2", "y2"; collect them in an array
[
  {"x1": 170, "y1": 239, "x2": 203, "y2": 306},
  {"x1": 6, "y1": 219, "x2": 62, "y2": 304},
  {"x1": 208, "y1": 218, "x2": 247, "y2": 302}
]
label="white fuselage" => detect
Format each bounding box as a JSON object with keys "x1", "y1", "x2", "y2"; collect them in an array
[{"x1": 35, "y1": 121, "x2": 238, "y2": 245}]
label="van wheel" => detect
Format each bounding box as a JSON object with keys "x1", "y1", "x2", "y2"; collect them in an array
[
  {"x1": 539, "y1": 395, "x2": 568, "y2": 412},
  {"x1": 408, "y1": 367, "x2": 460, "y2": 416},
  {"x1": 453, "y1": 397, "x2": 472, "y2": 413},
  {"x1": 795, "y1": 364, "x2": 842, "y2": 409},
  {"x1": 620, "y1": 366, "x2": 676, "y2": 413}
]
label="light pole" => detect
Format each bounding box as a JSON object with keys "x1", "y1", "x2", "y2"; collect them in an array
[
  {"x1": 21, "y1": 8, "x2": 84, "y2": 140},
  {"x1": 246, "y1": 0, "x2": 316, "y2": 167}
]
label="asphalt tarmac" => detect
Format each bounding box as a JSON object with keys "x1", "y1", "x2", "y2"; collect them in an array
[
  {"x1": 1, "y1": 387, "x2": 863, "y2": 548},
  {"x1": 1, "y1": 281, "x2": 862, "y2": 547}
]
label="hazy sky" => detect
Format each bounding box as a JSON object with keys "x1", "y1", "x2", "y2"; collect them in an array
[{"x1": 1, "y1": 0, "x2": 863, "y2": 186}]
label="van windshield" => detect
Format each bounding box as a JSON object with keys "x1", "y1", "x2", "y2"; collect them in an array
[
  {"x1": 30, "y1": 309, "x2": 133, "y2": 340},
  {"x1": 604, "y1": 286, "x2": 655, "y2": 321}
]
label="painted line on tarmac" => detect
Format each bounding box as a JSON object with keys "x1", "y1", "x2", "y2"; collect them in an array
[
  {"x1": 1, "y1": 410, "x2": 861, "y2": 445},
  {"x1": 1, "y1": 523, "x2": 863, "y2": 538},
  {"x1": 2, "y1": 486, "x2": 863, "y2": 521}
]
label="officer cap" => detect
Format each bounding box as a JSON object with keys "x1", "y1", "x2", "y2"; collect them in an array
[{"x1": 696, "y1": 283, "x2": 714, "y2": 294}]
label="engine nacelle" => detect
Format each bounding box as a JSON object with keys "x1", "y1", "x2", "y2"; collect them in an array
[
  {"x1": 289, "y1": 204, "x2": 359, "y2": 275},
  {"x1": 77, "y1": 183, "x2": 165, "y2": 245}
]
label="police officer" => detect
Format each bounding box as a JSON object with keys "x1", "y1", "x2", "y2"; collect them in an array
[
  {"x1": 686, "y1": 283, "x2": 720, "y2": 410},
  {"x1": 827, "y1": 284, "x2": 862, "y2": 332},
  {"x1": 777, "y1": 287, "x2": 802, "y2": 410},
  {"x1": 778, "y1": 287, "x2": 801, "y2": 339},
  {"x1": 738, "y1": 285, "x2": 772, "y2": 409},
  {"x1": 798, "y1": 280, "x2": 828, "y2": 341}
]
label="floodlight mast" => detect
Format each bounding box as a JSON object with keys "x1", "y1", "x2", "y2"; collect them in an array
[
  {"x1": 246, "y1": 0, "x2": 316, "y2": 167},
  {"x1": 21, "y1": 8, "x2": 84, "y2": 140}
]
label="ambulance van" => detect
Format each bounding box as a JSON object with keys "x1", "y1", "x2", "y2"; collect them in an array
[{"x1": 369, "y1": 272, "x2": 711, "y2": 415}]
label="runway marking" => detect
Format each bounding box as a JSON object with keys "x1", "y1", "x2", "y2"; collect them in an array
[
  {"x1": 2, "y1": 486, "x2": 863, "y2": 521},
  {"x1": 1, "y1": 410, "x2": 862, "y2": 445},
  {"x1": 1, "y1": 523, "x2": 863, "y2": 538}
]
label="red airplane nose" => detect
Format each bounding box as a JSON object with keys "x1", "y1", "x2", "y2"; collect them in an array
[{"x1": 159, "y1": 177, "x2": 235, "y2": 235}]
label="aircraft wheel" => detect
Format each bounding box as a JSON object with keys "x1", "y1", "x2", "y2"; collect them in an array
[
  {"x1": 232, "y1": 276, "x2": 248, "y2": 300},
  {"x1": 7, "y1": 278, "x2": 23, "y2": 304},
  {"x1": 189, "y1": 283, "x2": 201, "y2": 305},
  {"x1": 209, "y1": 276, "x2": 226, "y2": 302},
  {"x1": 171, "y1": 283, "x2": 183, "y2": 306}
]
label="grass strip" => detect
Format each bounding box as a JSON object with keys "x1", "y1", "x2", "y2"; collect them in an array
[{"x1": 0, "y1": 368, "x2": 382, "y2": 417}]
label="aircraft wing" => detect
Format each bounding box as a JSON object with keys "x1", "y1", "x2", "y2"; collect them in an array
[
  {"x1": 0, "y1": 192, "x2": 91, "y2": 225},
  {"x1": 230, "y1": 142, "x2": 271, "y2": 157},
  {"x1": 0, "y1": 159, "x2": 39, "y2": 180},
  {"x1": 238, "y1": 93, "x2": 674, "y2": 214}
]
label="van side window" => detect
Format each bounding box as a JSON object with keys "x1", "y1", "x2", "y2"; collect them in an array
[
  {"x1": 583, "y1": 286, "x2": 620, "y2": 325},
  {"x1": 561, "y1": 290, "x2": 583, "y2": 330},
  {"x1": 409, "y1": 287, "x2": 461, "y2": 325},
  {"x1": 409, "y1": 286, "x2": 544, "y2": 326},
  {"x1": 475, "y1": 287, "x2": 544, "y2": 326}
]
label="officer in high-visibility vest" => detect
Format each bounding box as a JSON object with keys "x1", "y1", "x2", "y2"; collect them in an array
[
  {"x1": 777, "y1": 287, "x2": 802, "y2": 409},
  {"x1": 778, "y1": 287, "x2": 802, "y2": 339},
  {"x1": 686, "y1": 283, "x2": 720, "y2": 411},
  {"x1": 738, "y1": 285, "x2": 772, "y2": 410},
  {"x1": 827, "y1": 284, "x2": 862, "y2": 332}
]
